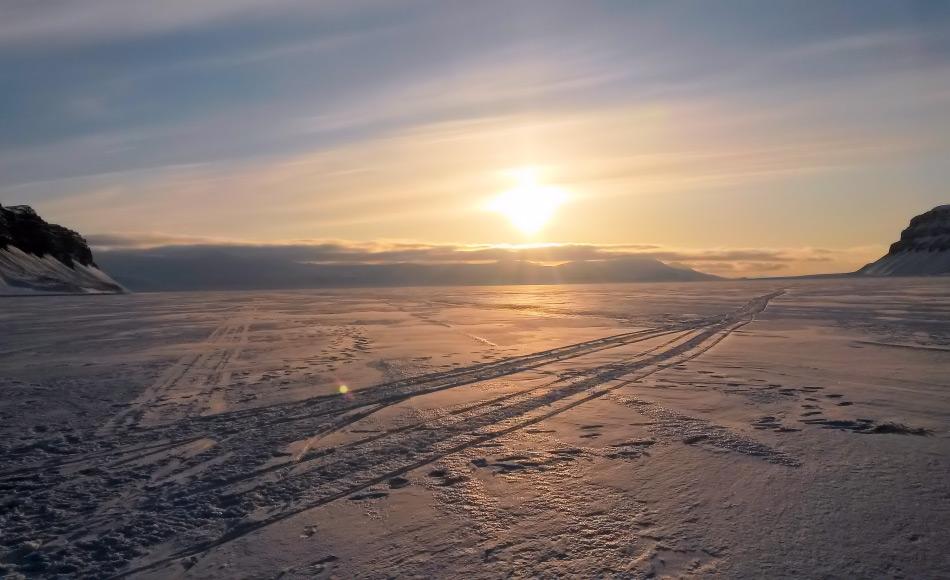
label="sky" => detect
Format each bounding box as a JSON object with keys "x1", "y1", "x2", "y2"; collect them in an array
[{"x1": 2, "y1": 0, "x2": 950, "y2": 277}]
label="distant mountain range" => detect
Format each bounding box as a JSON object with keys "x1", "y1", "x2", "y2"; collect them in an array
[
  {"x1": 0, "y1": 205, "x2": 124, "y2": 295},
  {"x1": 5, "y1": 203, "x2": 947, "y2": 295},
  {"x1": 859, "y1": 204, "x2": 950, "y2": 276},
  {"x1": 97, "y1": 246, "x2": 717, "y2": 292}
]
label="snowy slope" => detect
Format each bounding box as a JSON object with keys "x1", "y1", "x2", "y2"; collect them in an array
[
  {"x1": 0, "y1": 246, "x2": 125, "y2": 295},
  {"x1": 0, "y1": 204, "x2": 125, "y2": 295},
  {"x1": 860, "y1": 204, "x2": 950, "y2": 276}
]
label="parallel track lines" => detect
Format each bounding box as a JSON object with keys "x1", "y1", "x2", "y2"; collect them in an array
[{"x1": 116, "y1": 293, "x2": 781, "y2": 577}]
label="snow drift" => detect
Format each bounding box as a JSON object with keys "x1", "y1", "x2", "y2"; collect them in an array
[{"x1": 0, "y1": 204, "x2": 124, "y2": 295}]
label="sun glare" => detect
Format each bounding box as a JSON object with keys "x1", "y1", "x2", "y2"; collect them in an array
[{"x1": 488, "y1": 168, "x2": 568, "y2": 235}]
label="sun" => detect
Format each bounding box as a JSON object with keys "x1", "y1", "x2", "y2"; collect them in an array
[{"x1": 488, "y1": 168, "x2": 568, "y2": 235}]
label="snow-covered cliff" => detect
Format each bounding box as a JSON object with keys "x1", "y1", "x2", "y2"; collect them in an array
[
  {"x1": 859, "y1": 205, "x2": 950, "y2": 276},
  {"x1": 0, "y1": 205, "x2": 125, "y2": 295}
]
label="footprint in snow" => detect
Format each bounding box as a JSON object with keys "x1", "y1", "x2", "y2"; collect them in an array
[{"x1": 427, "y1": 469, "x2": 469, "y2": 486}]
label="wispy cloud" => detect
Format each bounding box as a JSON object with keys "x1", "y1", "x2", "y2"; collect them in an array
[
  {"x1": 26, "y1": 98, "x2": 924, "y2": 245},
  {"x1": 0, "y1": 0, "x2": 337, "y2": 47}
]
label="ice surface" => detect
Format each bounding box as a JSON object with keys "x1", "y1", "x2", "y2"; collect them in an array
[{"x1": 0, "y1": 279, "x2": 948, "y2": 578}]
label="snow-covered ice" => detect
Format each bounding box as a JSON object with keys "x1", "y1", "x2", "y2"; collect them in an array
[{"x1": 1, "y1": 279, "x2": 948, "y2": 578}]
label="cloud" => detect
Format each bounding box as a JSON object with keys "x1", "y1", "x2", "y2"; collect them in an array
[
  {"x1": 85, "y1": 232, "x2": 230, "y2": 249},
  {"x1": 20, "y1": 97, "x2": 924, "y2": 249},
  {"x1": 4, "y1": 1, "x2": 949, "y2": 189},
  {"x1": 0, "y1": 0, "x2": 333, "y2": 47}
]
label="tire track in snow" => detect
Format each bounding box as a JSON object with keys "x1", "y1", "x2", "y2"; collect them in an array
[
  {"x1": 112, "y1": 292, "x2": 784, "y2": 578},
  {"x1": 99, "y1": 307, "x2": 255, "y2": 435},
  {"x1": 3, "y1": 292, "x2": 787, "y2": 578},
  {"x1": 4, "y1": 323, "x2": 686, "y2": 477}
]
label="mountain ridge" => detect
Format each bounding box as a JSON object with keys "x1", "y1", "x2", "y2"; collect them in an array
[
  {"x1": 96, "y1": 245, "x2": 718, "y2": 292},
  {"x1": 859, "y1": 204, "x2": 950, "y2": 276}
]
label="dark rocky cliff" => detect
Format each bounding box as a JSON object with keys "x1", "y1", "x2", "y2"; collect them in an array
[
  {"x1": 0, "y1": 204, "x2": 124, "y2": 294},
  {"x1": 885, "y1": 205, "x2": 950, "y2": 254},
  {"x1": 0, "y1": 204, "x2": 97, "y2": 267}
]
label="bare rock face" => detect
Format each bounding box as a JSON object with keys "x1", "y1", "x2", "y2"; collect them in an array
[
  {"x1": 0, "y1": 204, "x2": 124, "y2": 294},
  {"x1": 0, "y1": 205, "x2": 97, "y2": 267},
  {"x1": 859, "y1": 205, "x2": 950, "y2": 276}
]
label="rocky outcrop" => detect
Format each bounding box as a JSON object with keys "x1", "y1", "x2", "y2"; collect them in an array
[
  {"x1": 859, "y1": 205, "x2": 950, "y2": 276},
  {"x1": 0, "y1": 204, "x2": 124, "y2": 294}
]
